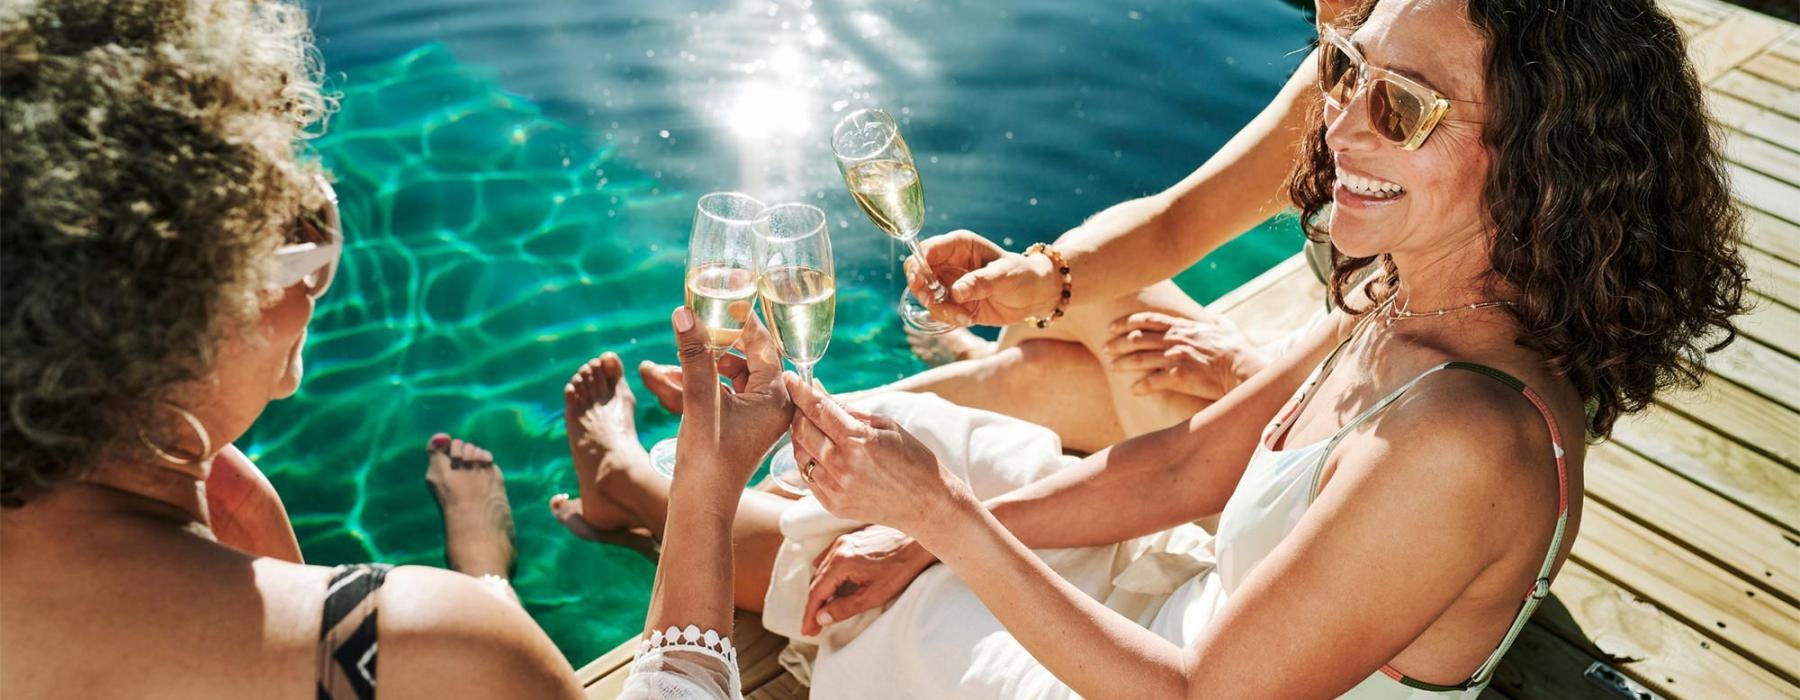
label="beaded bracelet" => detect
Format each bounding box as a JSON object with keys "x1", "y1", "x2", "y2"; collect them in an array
[{"x1": 1023, "y1": 242, "x2": 1073, "y2": 329}]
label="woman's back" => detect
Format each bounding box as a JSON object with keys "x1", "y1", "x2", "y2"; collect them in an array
[{"x1": 0, "y1": 484, "x2": 576, "y2": 700}]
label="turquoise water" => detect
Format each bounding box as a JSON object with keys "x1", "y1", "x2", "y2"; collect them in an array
[{"x1": 247, "y1": 0, "x2": 1314, "y2": 664}]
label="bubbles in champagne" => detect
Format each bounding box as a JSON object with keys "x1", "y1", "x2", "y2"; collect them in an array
[
  {"x1": 758, "y1": 266, "x2": 836, "y2": 365},
  {"x1": 845, "y1": 159, "x2": 925, "y2": 240},
  {"x1": 685, "y1": 263, "x2": 757, "y2": 348}
]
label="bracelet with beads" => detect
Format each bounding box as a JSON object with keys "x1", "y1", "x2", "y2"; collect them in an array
[{"x1": 1023, "y1": 242, "x2": 1072, "y2": 329}]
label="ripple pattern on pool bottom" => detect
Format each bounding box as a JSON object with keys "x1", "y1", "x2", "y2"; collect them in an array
[{"x1": 243, "y1": 44, "x2": 922, "y2": 665}]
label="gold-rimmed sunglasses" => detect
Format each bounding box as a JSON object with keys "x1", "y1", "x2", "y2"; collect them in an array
[
  {"x1": 1317, "y1": 23, "x2": 1481, "y2": 151},
  {"x1": 272, "y1": 174, "x2": 343, "y2": 299}
]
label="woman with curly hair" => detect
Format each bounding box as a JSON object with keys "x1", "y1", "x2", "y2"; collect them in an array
[
  {"x1": 560, "y1": 0, "x2": 1747, "y2": 696},
  {"x1": 0, "y1": 1, "x2": 783, "y2": 697}
]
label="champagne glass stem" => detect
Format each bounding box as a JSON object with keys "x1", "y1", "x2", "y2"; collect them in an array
[
  {"x1": 795, "y1": 360, "x2": 817, "y2": 387},
  {"x1": 903, "y1": 235, "x2": 949, "y2": 303}
]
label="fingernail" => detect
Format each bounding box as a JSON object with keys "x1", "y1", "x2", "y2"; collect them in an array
[
  {"x1": 674, "y1": 307, "x2": 695, "y2": 332},
  {"x1": 817, "y1": 611, "x2": 834, "y2": 626}
]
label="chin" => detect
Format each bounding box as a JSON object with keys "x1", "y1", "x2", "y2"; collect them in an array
[{"x1": 1326, "y1": 211, "x2": 1385, "y2": 260}]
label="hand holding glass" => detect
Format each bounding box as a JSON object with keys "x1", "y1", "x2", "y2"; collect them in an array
[{"x1": 831, "y1": 108, "x2": 958, "y2": 335}]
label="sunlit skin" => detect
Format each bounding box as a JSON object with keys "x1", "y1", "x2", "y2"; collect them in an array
[{"x1": 577, "y1": 1, "x2": 1587, "y2": 696}]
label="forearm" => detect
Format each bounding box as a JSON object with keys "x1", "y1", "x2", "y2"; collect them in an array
[
  {"x1": 922, "y1": 496, "x2": 1193, "y2": 698},
  {"x1": 643, "y1": 477, "x2": 739, "y2": 635},
  {"x1": 1054, "y1": 52, "x2": 1318, "y2": 304},
  {"x1": 980, "y1": 334, "x2": 1323, "y2": 551}
]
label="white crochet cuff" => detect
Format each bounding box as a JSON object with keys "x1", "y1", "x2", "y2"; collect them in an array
[{"x1": 636, "y1": 624, "x2": 738, "y2": 667}]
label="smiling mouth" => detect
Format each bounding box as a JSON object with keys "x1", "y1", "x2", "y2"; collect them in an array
[{"x1": 1336, "y1": 167, "x2": 1406, "y2": 200}]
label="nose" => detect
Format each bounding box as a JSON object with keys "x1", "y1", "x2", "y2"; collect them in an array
[{"x1": 1324, "y1": 84, "x2": 1384, "y2": 155}]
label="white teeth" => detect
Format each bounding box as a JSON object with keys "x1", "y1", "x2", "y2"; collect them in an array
[{"x1": 1335, "y1": 167, "x2": 1405, "y2": 198}]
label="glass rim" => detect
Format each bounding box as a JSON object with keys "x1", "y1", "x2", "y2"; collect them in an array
[
  {"x1": 755, "y1": 202, "x2": 829, "y2": 244},
  {"x1": 830, "y1": 107, "x2": 901, "y2": 161},
  {"x1": 695, "y1": 191, "x2": 767, "y2": 225}
]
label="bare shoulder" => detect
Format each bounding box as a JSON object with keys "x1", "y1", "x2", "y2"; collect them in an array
[
  {"x1": 1344, "y1": 367, "x2": 1565, "y2": 535},
  {"x1": 374, "y1": 566, "x2": 581, "y2": 700}
]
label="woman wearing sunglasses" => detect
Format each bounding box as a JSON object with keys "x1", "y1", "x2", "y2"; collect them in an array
[
  {"x1": 0, "y1": 1, "x2": 617, "y2": 697},
  {"x1": 552, "y1": 0, "x2": 1744, "y2": 697}
]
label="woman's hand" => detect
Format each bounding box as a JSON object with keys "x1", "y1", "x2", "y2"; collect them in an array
[
  {"x1": 783, "y1": 374, "x2": 976, "y2": 535},
  {"x1": 905, "y1": 230, "x2": 1062, "y2": 327},
  {"x1": 800, "y1": 525, "x2": 938, "y2": 636},
  {"x1": 1103, "y1": 311, "x2": 1267, "y2": 400},
  {"x1": 670, "y1": 306, "x2": 793, "y2": 484}
]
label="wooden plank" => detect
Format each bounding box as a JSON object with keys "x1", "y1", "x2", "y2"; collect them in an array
[
  {"x1": 1490, "y1": 623, "x2": 1620, "y2": 700},
  {"x1": 1714, "y1": 70, "x2": 1798, "y2": 118},
  {"x1": 1687, "y1": 14, "x2": 1789, "y2": 82},
  {"x1": 1214, "y1": 257, "x2": 1327, "y2": 348},
  {"x1": 576, "y1": 641, "x2": 637, "y2": 689},
  {"x1": 1571, "y1": 499, "x2": 1800, "y2": 681},
  {"x1": 1709, "y1": 334, "x2": 1800, "y2": 413},
  {"x1": 1738, "y1": 292, "x2": 1800, "y2": 359},
  {"x1": 1770, "y1": 34, "x2": 1800, "y2": 64},
  {"x1": 1586, "y1": 443, "x2": 1799, "y2": 603},
  {"x1": 746, "y1": 673, "x2": 810, "y2": 700},
  {"x1": 1609, "y1": 404, "x2": 1800, "y2": 527},
  {"x1": 1537, "y1": 561, "x2": 1796, "y2": 698},
  {"x1": 1741, "y1": 205, "x2": 1800, "y2": 267},
  {"x1": 1742, "y1": 109, "x2": 1800, "y2": 155},
  {"x1": 1731, "y1": 163, "x2": 1800, "y2": 227},
  {"x1": 1655, "y1": 371, "x2": 1800, "y2": 469},
  {"x1": 1662, "y1": 0, "x2": 1732, "y2": 34},
  {"x1": 1744, "y1": 247, "x2": 1800, "y2": 310},
  {"x1": 1727, "y1": 132, "x2": 1800, "y2": 187},
  {"x1": 1742, "y1": 52, "x2": 1800, "y2": 91},
  {"x1": 1709, "y1": 90, "x2": 1765, "y2": 130},
  {"x1": 1211, "y1": 254, "x2": 1308, "y2": 314}
]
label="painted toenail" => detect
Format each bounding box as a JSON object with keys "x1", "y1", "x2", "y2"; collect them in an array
[{"x1": 431, "y1": 434, "x2": 451, "y2": 448}]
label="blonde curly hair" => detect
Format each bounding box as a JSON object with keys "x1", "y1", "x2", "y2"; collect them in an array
[{"x1": 1, "y1": 0, "x2": 327, "y2": 503}]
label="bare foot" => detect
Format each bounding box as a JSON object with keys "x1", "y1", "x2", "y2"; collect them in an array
[
  {"x1": 549, "y1": 493, "x2": 660, "y2": 558},
  {"x1": 563, "y1": 353, "x2": 657, "y2": 535},
  {"x1": 424, "y1": 433, "x2": 515, "y2": 578},
  {"x1": 907, "y1": 326, "x2": 995, "y2": 367},
  {"x1": 638, "y1": 360, "x2": 684, "y2": 415}
]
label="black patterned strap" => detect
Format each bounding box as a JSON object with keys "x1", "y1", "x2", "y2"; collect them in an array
[{"x1": 316, "y1": 563, "x2": 393, "y2": 700}]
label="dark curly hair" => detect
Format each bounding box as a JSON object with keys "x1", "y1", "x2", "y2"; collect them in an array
[
  {"x1": 1, "y1": 0, "x2": 326, "y2": 504},
  {"x1": 1286, "y1": 0, "x2": 1749, "y2": 437}
]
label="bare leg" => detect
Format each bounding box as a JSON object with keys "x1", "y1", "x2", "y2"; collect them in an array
[
  {"x1": 554, "y1": 353, "x2": 789, "y2": 612},
  {"x1": 879, "y1": 280, "x2": 1214, "y2": 446}
]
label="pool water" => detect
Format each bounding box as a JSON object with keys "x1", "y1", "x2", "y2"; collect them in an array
[{"x1": 246, "y1": 0, "x2": 1315, "y2": 664}]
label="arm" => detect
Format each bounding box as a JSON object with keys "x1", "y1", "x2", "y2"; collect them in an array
[
  {"x1": 913, "y1": 51, "x2": 1321, "y2": 324},
  {"x1": 795, "y1": 369, "x2": 1544, "y2": 698},
  {"x1": 1049, "y1": 50, "x2": 1319, "y2": 305}
]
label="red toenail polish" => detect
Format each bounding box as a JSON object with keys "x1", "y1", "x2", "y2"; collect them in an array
[{"x1": 431, "y1": 435, "x2": 450, "y2": 448}]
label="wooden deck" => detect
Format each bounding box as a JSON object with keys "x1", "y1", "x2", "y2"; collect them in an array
[{"x1": 583, "y1": 1, "x2": 1799, "y2": 696}]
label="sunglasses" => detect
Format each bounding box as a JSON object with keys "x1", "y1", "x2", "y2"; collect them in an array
[
  {"x1": 1317, "y1": 23, "x2": 1480, "y2": 151},
  {"x1": 272, "y1": 175, "x2": 343, "y2": 299}
]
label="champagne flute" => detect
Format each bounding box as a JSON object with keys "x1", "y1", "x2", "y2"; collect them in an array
[
  {"x1": 649, "y1": 192, "x2": 765, "y2": 478},
  {"x1": 831, "y1": 108, "x2": 957, "y2": 335},
  {"x1": 755, "y1": 203, "x2": 835, "y2": 386},
  {"x1": 755, "y1": 203, "x2": 835, "y2": 495}
]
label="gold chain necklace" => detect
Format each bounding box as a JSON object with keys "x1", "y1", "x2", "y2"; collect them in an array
[{"x1": 1384, "y1": 297, "x2": 1515, "y2": 324}]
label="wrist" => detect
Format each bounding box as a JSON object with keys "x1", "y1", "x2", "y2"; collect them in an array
[
  {"x1": 911, "y1": 486, "x2": 986, "y2": 555},
  {"x1": 1022, "y1": 243, "x2": 1073, "y2": 328}
]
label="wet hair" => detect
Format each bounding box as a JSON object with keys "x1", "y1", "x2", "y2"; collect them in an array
[
  {"x1": 2, "y1": 0, "x2": 327, "y2": 504},
  {"x1": 1286, "y1": 0, "x2": 1749, "y2": 437}
]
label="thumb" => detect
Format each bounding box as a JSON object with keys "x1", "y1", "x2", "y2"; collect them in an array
[
  {"x1": 671, "y1": 307, "x2": 719, "y2": 409},
  {"x1": 949, "y1": 263, "x2": 1006, "y2": 305}
]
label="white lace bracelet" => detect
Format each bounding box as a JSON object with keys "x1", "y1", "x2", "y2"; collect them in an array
[{"x1": 637, "y1": 625, "x2": 738, "y2": 666}]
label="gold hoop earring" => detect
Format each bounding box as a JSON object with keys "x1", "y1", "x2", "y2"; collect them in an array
[{"x1": 138, "y1": 402, "x2": 213, "y2": 467}]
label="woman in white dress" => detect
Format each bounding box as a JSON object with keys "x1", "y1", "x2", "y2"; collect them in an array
[{"x1": 567, "y1": 0, "x2": 1746, "y2": 696}]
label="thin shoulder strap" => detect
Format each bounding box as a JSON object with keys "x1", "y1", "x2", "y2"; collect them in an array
[
  {"x1": 1333, "y1": 362, "x2": 1570, "y2": 690},
  {"x1": 1445, "y1": 363, "x2": 1570, "y2": 686},
  {"x1": 317, "y1": 563, "x2": 394, "y2": 700}
]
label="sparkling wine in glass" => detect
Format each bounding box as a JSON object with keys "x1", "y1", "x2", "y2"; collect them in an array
[
  {"x1": 831, "y1": 108, "x2": 957, "y2": 335},
  {"x1": 650, "y1": 192, "x2": 765, "y2": 478},
  {"x1": 756, "y1": 203, "x2": 835, "y2": 386},
  {"x1": 755, "y1": 203, "x2": 834, "y2": 496}
]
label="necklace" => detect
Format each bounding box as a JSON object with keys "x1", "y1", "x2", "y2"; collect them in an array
[{"x1": 1384, "y1": 297, "x2": 1515, "y2": 323}]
